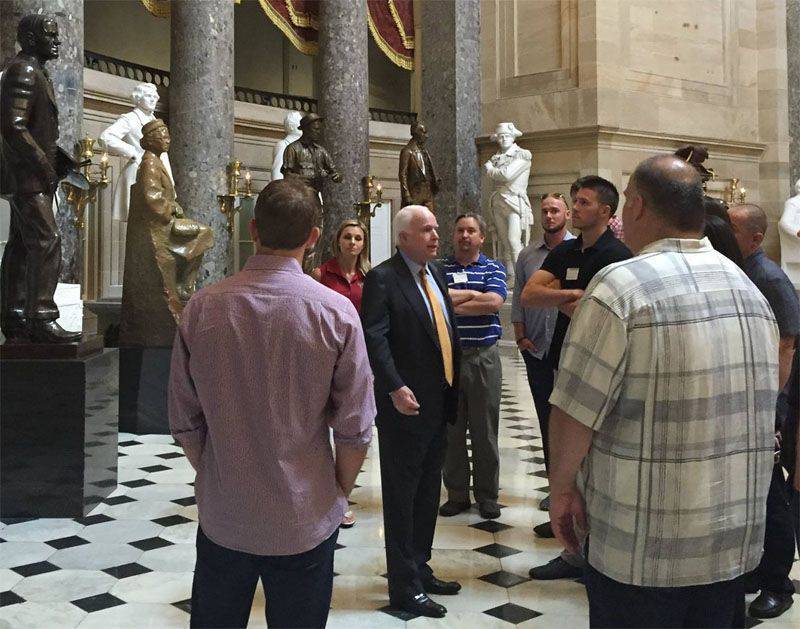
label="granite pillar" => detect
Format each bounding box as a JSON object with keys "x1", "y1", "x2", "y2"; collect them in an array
[
  {"x1": 317, "y1": 0, "x2": 370, "y2": 260},
  {"x1": 0, "y1": 0, "x2": 84, "y2": 283},
  {"x1": 170, "y1": 0, "x2": 234, "y2": 286},
  {"x1": 420, "y1": 0, "x2": 481, "y2": 256},
  {"x1": 788, "y1": 0, "x2": 800, "y2": 188}
]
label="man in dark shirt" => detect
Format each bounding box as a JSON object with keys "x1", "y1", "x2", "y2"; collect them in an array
[
  {"x1": 729, "y1": 203, "x2": 799, "y2": 620},
  {"x1": 519, "y1": 175, "x2": 632, "y2": 580}
]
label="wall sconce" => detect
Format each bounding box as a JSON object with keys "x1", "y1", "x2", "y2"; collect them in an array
[
  {"x1": 218, "y1": 160, "x2": 253, "y2": 234},
  {"x1": 353, "y1": 175, "x2": 383, "y2": 225},
  {"x1": 726, "y1": 178, "x2": 747, "y2": 205},
  {"x1": 61, "y1": 134, "x2": 110, "y2": 229}
]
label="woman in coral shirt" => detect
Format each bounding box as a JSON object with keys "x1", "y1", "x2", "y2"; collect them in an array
[{"x1": 312, "y1": 219, "x2": 370, "y2": 527}]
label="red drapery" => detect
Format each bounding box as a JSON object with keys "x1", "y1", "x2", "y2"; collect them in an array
[{"x1": 258, "y1": 0, "x2": 414, "y2": 70}]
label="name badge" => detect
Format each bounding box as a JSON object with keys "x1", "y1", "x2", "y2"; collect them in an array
[
  {"x1": 452, "y1": 272, "x2": 469, "y2": 285},
  {"x1": 565, "y1": 267, "x2": 579, "y2": 281}
]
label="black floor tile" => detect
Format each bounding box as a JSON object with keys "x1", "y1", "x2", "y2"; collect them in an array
[
  {"x1": 75, "y1": 513, "x2": 115, "y2": 526},
  {"x1": 378, "y1": 605, "x2": 419, "y2": 621},
  {"x1": 171, "y1": 496, "x2": 196, "y2": 507},
  {"x1": 0, "y1": 590, "x2": 25, "y2": 606},
  {"x1": 91, "y1": 479, "x2": 117, "y2": 488},
  {"x1": 121, "y1": 479, "x2": 155, "y2": 488},
  {"x1": 474, "y1": 543, "x2": 522, "y2": 559},
  {"x1": 157, "y1": 452, "x2": 184, "y2": 460},
  {"x1": 470, "y1": 520, "x2": 513, "y2": 534},
  {"x1": 129, "y1": 536, "x2": 174, "y2": 551},
  {"x1": 478, "y1": 570, "x2": 530, "y2": 588},
  {"x1": 152, "y1": 515, "x2": 193, "y2": 527},
  {"x1": 483, "y1": 602, "x2": 542, "y2": 624},
  {"x1": 71, "y1": 592, "x2": 126, "y2": 613},
  {"x1": 103, "y1": 562, "x2": 153, "y2": 579},
  {"x1": 11, "y1": 561, "x2": 60, "y2": 577},
  {"x1": 140, "y1": 465, "x2": 171, "y2": 473},
  {"x1": 172, "y1": 598, "x2": 192, "y2": 614},
  {"x1": 104, "y1": 495, "x2": 136, "y2": 506},
  {"x1": 744, "y1": 618, "x2": 763, "y2": 628},
  {"x1": 118, "y1": 440, "x2": 141, "y2": 447},
  {"x1": 46, "y1": 535, "x2": 91, "y2": 550},
  {"x1": 334, "y1": 543, "x2": 345, "y2": 551}
]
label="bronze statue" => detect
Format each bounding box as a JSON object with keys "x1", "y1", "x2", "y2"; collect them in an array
[
  {"x1": 0, "y1": 14, "x2": 80, "y2": 343},
  {"x1": 119, "y1": 119, "x2": 213, "y2": 347},
  {"x1": 674, "y1": 145, "x2": 715, "y2": 182},
  {"x1": 281, "y1": 113, "x2": 341, "y2": 194},
  {"x1": 399, "y1": 120, "x2": 439, "y2": 210}
]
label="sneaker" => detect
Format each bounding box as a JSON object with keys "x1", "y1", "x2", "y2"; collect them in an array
[
  {"x1": 478, "y1": 500, "x2": 501, "y2": 519},
  {"x1": 438, "y1": 500, "x2": 471, "y2": 517},
  {"x1": 340, "y1": 510, "x2": 356, "y2": 528}
]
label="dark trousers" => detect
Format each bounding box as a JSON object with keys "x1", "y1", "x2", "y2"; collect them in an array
[
  {"x1": 0, "y1": 192, "x2": 61, "y2": 329},
  {"x1": 521, "y1": 351, "x2": 555, "y2": 471},
  {"x1": 444, "y1": 345, "x2": 502, "y2": 503},
  {"x1": 585, "y1": 562, "x2": 745, "y2": 628},
  {"x1": 378, "y1": 419, "x2": 446, "y2": 601},
  {"x1": 190, "y1": 526, "x2": 338, "y2": 628},
  {"x1": 752, "y1": 463, "x2": 796, "y2": 594}
]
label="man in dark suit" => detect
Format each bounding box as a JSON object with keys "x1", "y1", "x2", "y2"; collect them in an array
[
  {"x1": 361, "y1": 205, "x2": 462, "y2": 618},
  {"x1": 0, "y1": 13, "x2": 79, "y2": 343},
  {"x1": 398, "y1": 122, "x2": 439, "y2": 210}
]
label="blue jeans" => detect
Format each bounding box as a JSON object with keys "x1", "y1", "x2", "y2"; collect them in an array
[{"x1": 190, "y1": 526, "x2": 338, "y2": 628}]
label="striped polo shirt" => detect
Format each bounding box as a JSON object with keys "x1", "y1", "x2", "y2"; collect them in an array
[{"x1": 442, "y1": 253, "x2": 507, "y2": 347}]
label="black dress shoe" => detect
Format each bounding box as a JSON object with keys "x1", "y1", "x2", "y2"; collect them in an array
[
  {"x1": 533, "y1": 521, "x2": 555, "y2": 538},
  {"x1": 439, "y1": 500, "x2": 471, "y2": 517},
  {"x1": 748, "y1": 591, "x2": 793, "y2": 619},
  {"x1": 479, "y1": 500, "x2": 501, "y2": 519},
  {"x1": 422, "y1": 575, "x2": 461, "y2": 595},
  {"x1": 391, "y1": 593, "x2": 446, "y2": 618},
  {"x1": 529, "y1": 557, "x2": 584, "y2": 580},
  {"x1": 27, "y1": 319, "x2": 81, "y2": 343}
]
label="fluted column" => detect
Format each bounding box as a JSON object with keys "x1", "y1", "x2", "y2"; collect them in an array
[
  {"x1": 420, "y1": 0, "x2": 481, "y2": 256},
  {"x1": 318, "y1": 0, "x2": 370, "y2": 260},
  {"x1": 0, "y1": 0, "x2": 84, "y2": 283},
  {"x1": 170, "y1": 0, "x2": 234, "y2": 285}
]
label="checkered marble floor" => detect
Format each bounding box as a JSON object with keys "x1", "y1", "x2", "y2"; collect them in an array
[{"x1": 2, "y1": 349, "x2": 799, "y2": 628}]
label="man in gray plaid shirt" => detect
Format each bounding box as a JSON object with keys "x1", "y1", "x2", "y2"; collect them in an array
[{"x1": 547, "y1": 155, "x2": 780, "y2": 627}]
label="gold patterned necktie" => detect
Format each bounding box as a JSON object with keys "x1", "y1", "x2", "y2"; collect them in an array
[{"x1": 419, "y1": 268, "x2": 454, "y2": 386}]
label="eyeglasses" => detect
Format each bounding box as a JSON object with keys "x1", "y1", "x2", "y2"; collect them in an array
[{"x1": 540, "y1": 192, "x2": 566, "y2": 200}]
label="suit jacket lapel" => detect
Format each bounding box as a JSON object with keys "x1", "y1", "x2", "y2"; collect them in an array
[{"x1": 391, "y1": 253, "x2": 440, "y2": 348}]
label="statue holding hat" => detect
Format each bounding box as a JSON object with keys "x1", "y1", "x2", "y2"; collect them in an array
[
  {"x1": 399, "y1": 120, "x2": 440, "y2": 209},
  {"x1": 119, "y1": 119, "x2": 213, "y2": 347},
  {"x1": 281, "y1": 113, "x2": 341, "y2": 194},
  {"x1": 483, "y1": 122, "x2": 532, "y2": 287},
  {"x1": 100, "y1": 82, "x2": 173, "y2": 222}
]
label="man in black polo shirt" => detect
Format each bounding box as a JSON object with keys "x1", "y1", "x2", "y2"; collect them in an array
[{"x1": 519, "y1": 175, "x2": 632, "y2": 580}]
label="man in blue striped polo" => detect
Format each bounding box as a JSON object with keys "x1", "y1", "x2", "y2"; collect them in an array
[{"x1": 439, "y1": 213, "x2": 507, "y2": 520}]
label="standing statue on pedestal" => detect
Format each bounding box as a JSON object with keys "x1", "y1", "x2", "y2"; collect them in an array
[
  {"x1": 675, "y1": 145, "x2": 715, "y2": 182},
  {"x1": 281, "y1": 113, "x2": 341, "y2": 195},
  {"x1": 483, "y1": 122, "x2": 532, "y2": 287},
  {"x1": 271, "y1": 110, "x2": 302, "y2": 182},
  {"x1": 100, "y1": 82, "x2": 172, "y2": 221},
  {"x1": 399, "y1": 120, "x2": 439, "y2": 210},
  {"x1": 779, "y1": 178, "x2": 800, "y2": 288},
  {"x1": 119, "y1": 120, "x2": 213, "y2": 347},
  {"x1": 0, "y1": 14, "x2": 80, "y2": 344}
]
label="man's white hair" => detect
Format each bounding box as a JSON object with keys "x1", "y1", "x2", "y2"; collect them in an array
[
  {"x1": 393, "y1": 205, "x2": 430, "y2": 245},
  {"x1": 131, "y1": 82, "x2": 158, "y2": 106}
]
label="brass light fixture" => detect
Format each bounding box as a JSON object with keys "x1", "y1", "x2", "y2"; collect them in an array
[
  {"x1": 352, "y1": 175, "x2": 383, "y2": 259},
  {"x1": 62, "y1": 134, "x2": 110, "y2": 229},
  {"x1": 218, "y1": 160, "x2": 254, "y2": 233}
]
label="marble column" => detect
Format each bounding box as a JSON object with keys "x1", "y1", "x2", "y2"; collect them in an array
[
  {"x1": 788, "y1": 0, "x2": 800, "y2": 187},
  {"x1": 170, "y1": 0, "x2": 234, "y2": 286},
  {"x1": 0, "y1": 0, "x2": 84, "y2": 283},
  {"x1": 317, "y1": 0, "x2": 370, "y2": 261},
  {"x1": 420, "y1": 0, "x2": 481, "y2": 256}
]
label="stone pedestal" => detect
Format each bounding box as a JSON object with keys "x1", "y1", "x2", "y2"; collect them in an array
[
  {"x1": 0, "y1": 349, "x2": 119, "y2": 517},
  {"x1": 318, "y1": 0, "x2": 370, "y2": 260},
  {"x1": 170, "y1": 0, "x2": 234, "y2": 286},
  {"x1": 119, "y1": 346, "x2": 171, "y2": 435},
  {"x1": 0, "y1": 0, "x2": 84, "y2": 283},
  {"x1": 788, "y1": 0, "x2": 800, "y2": 187},
  {"x1": 420, "y1": 0, "x2": 481, "y2": 256}
]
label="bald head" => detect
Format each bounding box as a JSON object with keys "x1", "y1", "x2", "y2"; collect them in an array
[
  {"x1": 727, "y1": 203, "x2": 767, "y2": 258},
  {"x1": 630, "y1": 155, "x2": 705, "y2": 231},
  {"x1": 394, "y1": 205, "x2": 440, "y2": 264}
]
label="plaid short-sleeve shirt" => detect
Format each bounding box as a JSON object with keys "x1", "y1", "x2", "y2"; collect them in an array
[{"x1": 550, "y1": 238, "x2": 779, "y2": 588}]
